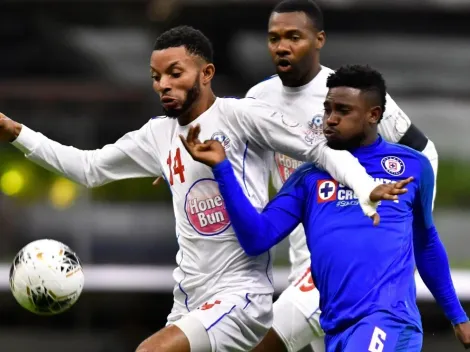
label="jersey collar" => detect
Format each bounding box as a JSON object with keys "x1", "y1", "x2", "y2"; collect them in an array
[{"x1": 350, "y1": 135, "x2": 384, "y2": 157}]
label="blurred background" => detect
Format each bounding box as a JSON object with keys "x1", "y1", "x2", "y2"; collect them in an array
[{"x1": 0, "y1": 0, "x2": 469, "y2": 351}]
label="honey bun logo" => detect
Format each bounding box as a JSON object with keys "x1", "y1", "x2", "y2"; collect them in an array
[
  {"x1": 185, "y1": 179, "x2": 230, "y2": 236},
  {"x1": 275, "y1": 153, "x2": 305, "y2": 183},
  {"x1": 317, "y1": 178, "x2": 397, "y2": 206}
]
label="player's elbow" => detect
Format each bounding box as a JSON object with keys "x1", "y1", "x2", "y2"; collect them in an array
[
  {"x1": 84, "y1": 178, "x2": 104, "y2": 189},
  {"x1": 77, "y1": 177, "x2": 99, "y2": 189},
  {"x1": 243, "y1": 247, "x2": 264, "y2": 257},
  {"x1": 240, "y1": 241, "x2": 269, "y2": 257},
  {"x1": 233, "y1": 222, "x2": 274, "y2": 256}
]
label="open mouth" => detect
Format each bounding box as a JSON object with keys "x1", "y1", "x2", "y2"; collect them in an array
[
  {"x1": 161, "y1": 96, "x2": 178, "y2": 109},
  {"x1": 277, "y1": 59, "x2": 292, "y2": 72}
]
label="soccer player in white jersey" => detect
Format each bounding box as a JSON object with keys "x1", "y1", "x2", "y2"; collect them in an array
[
  {"x1": 246, "y1": 1, "x2": 439, "y2": 352},
  {"x1": 0, "y1": 26, "x2": 403, "y2": 352}
]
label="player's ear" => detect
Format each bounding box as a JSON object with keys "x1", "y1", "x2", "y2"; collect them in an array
[
  {"x1": 201, "y1": 63, "x2": 215, "y2": 85},
  {"x1": 369, "y1": 106, "x2": 382, "y2": 124},
  {"x1": 315, "y1": 30, "x2": 326, "y2": 50}
]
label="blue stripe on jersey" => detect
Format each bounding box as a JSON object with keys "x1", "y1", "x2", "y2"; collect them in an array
[
  {"x1": 241, "y1": 140, "x2": 250, "y2": 196},
  {"x1": 176, "y1": 233, "x2": 190, "y2": 312},
  {"x1": 260, "y1": 74, "x2": 278, "y2": 83},
  {"x1": 205, "y1": 305, "x2": 237, "y2": 331}
]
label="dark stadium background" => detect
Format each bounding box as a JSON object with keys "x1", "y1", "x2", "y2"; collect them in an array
[{"x1": 1, "y1": 0, "x2": 470, "y2": 351}]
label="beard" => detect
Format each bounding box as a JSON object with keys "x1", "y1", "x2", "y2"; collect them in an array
[
  {"x1": 276, "y1": 66, "x2": 300, "y2": 86},
  {"x1": 163, "y1": 77, "x2": 201, "y2": 118},
  {"x1": 326, "y1": 132, "x2": 366, "y2": 151}
]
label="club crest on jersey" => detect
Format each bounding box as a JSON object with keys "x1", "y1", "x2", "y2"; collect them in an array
[
  {"x1": 211, "y1": 132, "x2": 231, "y2": 150},
  {"x1": 381, "y1": 156, "x2": 405, "y2": 176},
  {"x1": 317, "y1": 180, "x2": 338, "y2": 203},
  {"x1": 304, "y1": 113, "x2": 324, "y2": 144}
]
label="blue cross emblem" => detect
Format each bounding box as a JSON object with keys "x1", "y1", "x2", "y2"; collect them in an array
[{"x1": 320, "y1": 182, "x2": 334, "y2": 198}]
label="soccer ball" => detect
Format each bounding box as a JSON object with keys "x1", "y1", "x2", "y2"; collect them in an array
[{"x1": 9, "y1": 239, "x2": 84, "y2": 315}]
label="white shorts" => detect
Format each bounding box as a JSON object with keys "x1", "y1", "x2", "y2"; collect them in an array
[
  {"x1": 168, "y1": 292, "x2": 273, "y2": 352},
  {"x1": 272, "y1": 265, "x2": 325, "y2": 352}
]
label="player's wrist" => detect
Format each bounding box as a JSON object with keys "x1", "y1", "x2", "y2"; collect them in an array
[
  {"x1": 10, "y1": 121, "x2": 22, "y2": 142},
  {"x1": 10, "y1": 124, "x2": 42, "y2": 155},
  {"x1": 452, "y1": 315, "x2": 469, "y2": 326},
  {"x1": 356, "y1": 178, "x2": 380, "y2": 216},
  {"x1": 212, "y1": 158, "x2": 230, "y2": 170}
]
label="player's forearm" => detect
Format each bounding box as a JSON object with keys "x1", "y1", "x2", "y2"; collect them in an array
[
  {"x1": 415, "y1": 225, "x2": 468, "y2": 325},
  {"x1": 212, "y1": 159, "x2": 290, "y2": 256},
  {"x1": 11, "y1": 125, "x2": 154, "y2": 188},
  {"x1": 11, "y1": 125, "x2": 105, "y2": 187}
]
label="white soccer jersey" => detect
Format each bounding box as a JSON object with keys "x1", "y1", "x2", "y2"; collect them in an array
[
  {"x1": 11, "y1": 97, "x2": 379, "y2": 311},
  {"x1": 246, "y1": 66, "x2": 437, "y2": 282}
]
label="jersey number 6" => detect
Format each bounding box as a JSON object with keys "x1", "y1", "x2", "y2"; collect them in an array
[
  {"x1": 368, "y1": 326, "x2": 387, "y2": 352},
  {"x1": 167, "y1": 148, "x2": 186, "y2": 185}
]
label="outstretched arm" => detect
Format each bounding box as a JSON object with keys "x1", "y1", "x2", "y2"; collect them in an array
[
  {"x1": 412, "y1": 156, "x2": 469, "y2": 347},
  {"x1": 1, "y1": 114, "x2": 161, "y2": 188}
]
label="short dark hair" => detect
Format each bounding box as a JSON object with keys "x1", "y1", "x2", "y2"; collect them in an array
[
  {"x1": 326, "y1": 64, "x2": 387, "y2": 121},
  {"x1": 153, "y1": 25, "x2": 214, "y2": 63},
  {"x1": 272, "y1": 0, "x2": 324, "y2": 31}
]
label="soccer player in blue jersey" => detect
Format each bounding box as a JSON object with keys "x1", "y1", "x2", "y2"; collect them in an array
[{"x1": 181, "y1": 65, "x2": 470, "y2": 351}]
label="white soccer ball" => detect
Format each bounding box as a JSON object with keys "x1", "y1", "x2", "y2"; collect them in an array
[{"x1": 9, "y1": 239, "x2": 84, "y2": 315}]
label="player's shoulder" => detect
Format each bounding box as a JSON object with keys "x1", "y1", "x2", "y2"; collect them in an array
[
  {"x1": 380, "y1": 140, "x2": 432, "y2": 174},
  {"x1": 246, "y1": 74, "x2": 282, "y2": 98},
  {"x1": 150, "y1": 115, "x2": 173, "y2": 124},
  {"x1": 220, "y1": 95, "x2": 274, "y2": 113},
  {"x1": 321, "y1": 65, "x2": 335, "y2": 75},
  {"x1": 382, "y1": 140, "x2": 426, "y2": 159},
  {"x1": 147, "y1": 115, "x2": 177, "y2": 131},
  {"x1": 284, "y1": 162, "x2": 325, "y2": 188}
]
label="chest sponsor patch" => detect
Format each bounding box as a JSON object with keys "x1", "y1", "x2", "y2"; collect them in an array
[{"x1": 185, "y1": 179, "x2": 230, "y2": 236}]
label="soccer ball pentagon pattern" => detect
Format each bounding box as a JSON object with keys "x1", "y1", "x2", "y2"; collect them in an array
[{"x1": 9, "y1": 239, "x2": 84, "y2": 315}]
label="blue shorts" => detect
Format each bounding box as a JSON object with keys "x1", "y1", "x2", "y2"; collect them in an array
[{"x1": 324, "y1": 312, "x2": 423, "y2": 352}]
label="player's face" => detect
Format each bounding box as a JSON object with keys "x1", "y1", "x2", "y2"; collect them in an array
[
  {"x1": 323, "y1": 87, "x2": 379, "y2": 150},
  {"x1": 267, "y1": 12, "x2": 324, "y2": 84},
  {"x1": 150, "y1": 47, "x2": 202, "y2": 118}
]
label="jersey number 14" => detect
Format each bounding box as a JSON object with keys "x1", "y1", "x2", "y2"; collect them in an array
[{"x1": 167, "y1": 148, "x2": 186, "y2": 185}]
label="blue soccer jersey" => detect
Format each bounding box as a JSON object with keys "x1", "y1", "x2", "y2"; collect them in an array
[{"x1": 212, "y1": 136, "x2": 467, "y2": 344}]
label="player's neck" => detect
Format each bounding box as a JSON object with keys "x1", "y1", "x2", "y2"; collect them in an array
[
  {"x1": 360, "y1": 132, "x2": 379, "y2": 147},
  {"x1": 177, "y1": 92, "x2": 217, "y2": 126},
  {"x1": 346, "y1": 134, "x2": 381, "y2": 155},
  {"x1": 283, "y1": 63, "x2": 322, "y2": 88}
]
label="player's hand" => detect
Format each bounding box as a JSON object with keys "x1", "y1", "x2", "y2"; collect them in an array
[
  {"x1": 454, "y1": 321, "x2": 470, "y2": 349},
  {"x1": 368, "y1": 177, "x2": 414, "y2": 226},
  {"x1": 179, "y1": 124, "x2": 226, "y2": 167},
  {"x1": 152, "y1": 177, "x2": 163, "y2": 187},
  {"x1": 0, "y1": 113, "x2": 22, "y2": 142}
]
